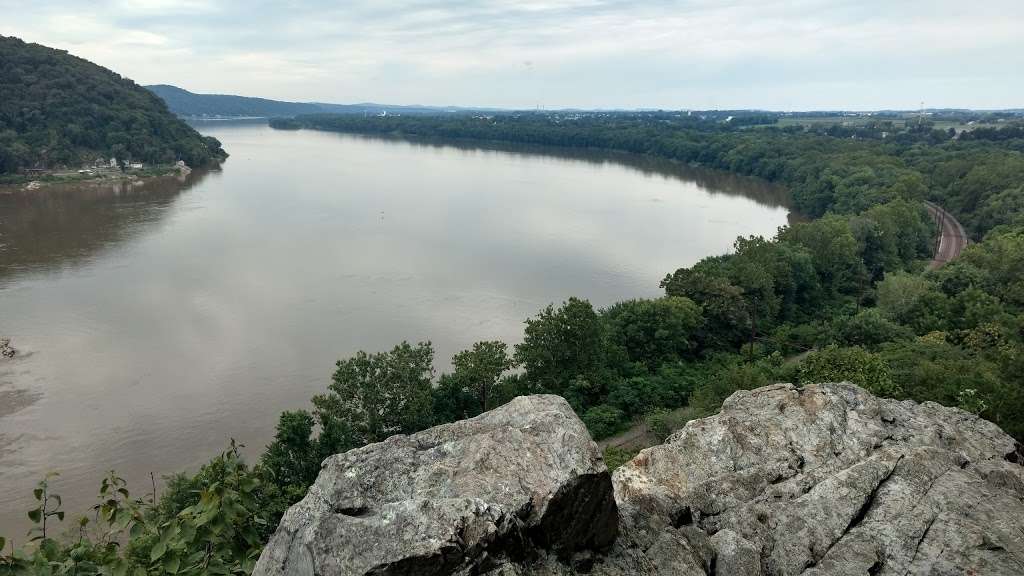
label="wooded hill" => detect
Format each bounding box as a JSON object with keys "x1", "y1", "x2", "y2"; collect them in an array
[
  {"x1": 146, "y1": 84, "x2": 480, "y2": 119},
  {"x1": 0, "y1": 36, "x2": 227, "y2": 174}
]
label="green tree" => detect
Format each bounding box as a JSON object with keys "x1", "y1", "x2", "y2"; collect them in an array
[
  {"x1": 876, "y1": 271, "x2": 949, "y2": 333},
  {"x1": 830, "y1": 308, "x2": 913, "y2": 350},
  {"x1": 515, "y1": 298, "x2": 612, "y2": 408},
  {"x1": 261, "y1": 410, "x2": 322, "y2": 490},
  {"x1": 581, "y1": 404, "x2": 627, "y2": 439},
  {"x1": 661, "y1": 268, "x2": 750, "y2": 350},
  {"x1": 313, "y1": 341, "x2": 435, "y2": 444},
  {"x1": 602, "y1": 297, "x2": 703, "y2": 370},
  {"x1": 779, "y1": 215, "x2": 867, "y2": 297},
  {"x1": 799, "y1": 345, "x2": 900, "y2": 397},
  {"x1": 433, "y1": 341, "x2": 516, "y2": 421}
]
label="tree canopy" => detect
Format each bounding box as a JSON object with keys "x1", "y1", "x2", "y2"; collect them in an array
[{"x1": 0, "y1": 36, "x2": 227, "y2": 173}]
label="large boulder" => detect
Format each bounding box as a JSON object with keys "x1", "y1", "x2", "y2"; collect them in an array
[
  {"x1": 614, "y1": 382, "x2": 1024, "y2": 576},
  {"x1": 255, "y1": 384, "x2": 1024, "y2": 576},
  {"x1": 253, "y1": 395, "x2": 618, "y2": 576}
]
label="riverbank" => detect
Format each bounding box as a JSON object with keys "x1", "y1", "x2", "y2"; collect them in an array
[{"x1": 0, "y1": 162, "x2": 195, "y2": 192}]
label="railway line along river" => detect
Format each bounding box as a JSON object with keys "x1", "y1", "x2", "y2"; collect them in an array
[{"x1": 0, "y1": 122, "x2": 791, "y2": 536}]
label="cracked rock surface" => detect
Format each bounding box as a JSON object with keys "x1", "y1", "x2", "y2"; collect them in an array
[
  {"x1": 614, "y1": 382, "x2": 1024, "y2": 576},
  {"x1": 252, "y1": 394, "x2": 618, "y2": 576},
  {"x1": 255, "y1": 384, "x2": 1024, "y2": 575}
]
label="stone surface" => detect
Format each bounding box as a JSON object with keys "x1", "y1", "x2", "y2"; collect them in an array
[
  {"x1": 255, "y1": 384, "x2": 1024, "y2": 575},
  {"x1": 253, "y1": 394, "x2": 618, "y2": 576},
  {"x1": 614, "y1": 382, "x2": 1024, "y2": 576}
]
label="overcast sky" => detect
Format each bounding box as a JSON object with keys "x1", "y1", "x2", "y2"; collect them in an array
[{"x1": 3, "y1": 0, "x2": 1023, "y2": 110}]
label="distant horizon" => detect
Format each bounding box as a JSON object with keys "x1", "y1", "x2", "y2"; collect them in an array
[
  {"x1": 3, "y1": 1, "x2": 1022, "y2": 111},
  {"x1": 149, "y1": 83, "x2": 1023, "y2": 115}
]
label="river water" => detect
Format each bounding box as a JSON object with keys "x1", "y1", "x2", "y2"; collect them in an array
[{"x1": 0, "y1": 122, "x2": 789, "y2": 536}]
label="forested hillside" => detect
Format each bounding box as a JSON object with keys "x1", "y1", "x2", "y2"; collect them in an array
[
  {"x1": 146, "y1": 84, "x2": 476, "y2": 118},
  {"x1": 145, "y1": 84, "x2": 329, "y2": 118},
  {"x1": 0, "y1": 36, "x2": 226, "y2": 174}
]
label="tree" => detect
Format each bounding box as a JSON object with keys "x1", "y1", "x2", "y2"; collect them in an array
[
  {"x1": 876, "y1": 271, "x2": 949, "y2": 334},
  {"x1": 261, "y1": 410, "x2": 322, "y2": 489},
  {"x1": 515, "y1": 298, "x2": 612, "y2": 408},
  {"x1": 799, "y1": 345, "x2": 900, "y2": 397},
  {"x1": 661, "y1": 267, "x2": 750, "y2": 350},
  {"x1": 602, "y1": 297, "x2": 703, "y2": 371},
  {"x1": 830, "y1": 308, "x2": 913, "y2": 350},
  {"x1": 434, "y1": 341, "x2": 516, "y2": 421},
  {"x1": 581, "y1": 404, "x2": 627, "y2": 439},
  {"x1": 779, "y1": 216, "x2": 867, "y2": 297},
  {"x1": 312, "y1": 341, "x2": 435, "y2": 444}
]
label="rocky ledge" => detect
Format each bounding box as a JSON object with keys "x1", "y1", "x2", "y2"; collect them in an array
[{"x1": 255, "y1": 384, "x2": 1024, "y2": 576}]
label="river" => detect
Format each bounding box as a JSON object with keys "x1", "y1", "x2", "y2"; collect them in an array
[{"x1": 0, "y1": 122, "x2": 790, "y2": 536}]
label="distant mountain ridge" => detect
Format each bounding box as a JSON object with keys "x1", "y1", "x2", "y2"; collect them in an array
[
  {"x1": 145, "y1": 85, "x2": 484, "y2": 119},
  {"x1": 0, "y1": 37, "x2": 227, "y2": 174}
]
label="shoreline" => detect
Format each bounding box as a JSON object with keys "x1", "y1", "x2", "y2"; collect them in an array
[{"x1": 0, "y1": 162, "x2": 199, "y2": 194}]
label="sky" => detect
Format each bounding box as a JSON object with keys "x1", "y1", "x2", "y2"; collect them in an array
[{"x1": 3, "y1": 0, "x2": 1023, "y2": 110}]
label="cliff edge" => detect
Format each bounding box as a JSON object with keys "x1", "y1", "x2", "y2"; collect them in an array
[{"x1": 255, "y1": 384, "x2": 1024, "y2": 575}]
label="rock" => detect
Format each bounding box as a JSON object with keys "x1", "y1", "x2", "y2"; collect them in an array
[
  {"x1": 253, "y1": 395, "x2": 618, "y2": 576},
  {"x1": 710, "y1": 529, "x2": 760, "y2": 576},
  {"x1": 0, "y1": 338, "x2": 15, "y2": 359},
  {"x1": 255, "y1": 384, "x2": 1024, "y2": 575},
  {"x1": 614, "y1": 382, "x2": 1024, "y2": 576}
]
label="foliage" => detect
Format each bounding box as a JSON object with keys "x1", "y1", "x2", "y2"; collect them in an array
[
  {"x1": 602, "y1": 297, "x2": 703, "y2": 370},
  {"x1": 514, "y1": 298, "x2": 613, "y2": 408},
  {"x1": 602, "y1": 447, "x2": 639, "y2": 471},
  {"x1": 0, "y1": 444, "x2": 265, "y2": 576},
  {"x1": 433, "y1": 341, "x2": 516, "y2": 421},
  {"x1": 313, "y1": 341, "x2": 435, "y2": 445},
  {"x1": 645, "y1": 407, "x2": 695, "y2": 442},
  {"x1": 581, "y1": 404, "x2": 628, "y2": 440},
  {"x1": 799, "y1": 345, "x2": 901, "y2": 397},
  {"x1": 830, "y1": 309, "x2": 914, "y2": 350},
  {"x1": 0, "y1": 36, "x2": 227, "y2": 173}
]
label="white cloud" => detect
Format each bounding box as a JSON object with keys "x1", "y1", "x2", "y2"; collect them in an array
[{"x1": 2, "y1": 0, "x2": 1023, "y2": 109}]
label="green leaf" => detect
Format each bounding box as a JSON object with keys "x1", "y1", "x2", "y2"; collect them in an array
[
  {"x1": 163, "y1": 553, "x2": 180, "y2": 574},
  {"x1": 27, "y1": 508, "x2": 41, "y2": 523},
  {"x1": 177, "y1": 522, "x2": 195, "y2": 543},
  {"x1": 0, "y1": 536, "x2": 5, "y2": 551},
  {"x1": 55, "y1": 511, "x2": 64, "y2": 521},
  {"x1": 150, "y1": 539, "x2": 166, "y2": 562},
  {"x1": 111, "y1": 559, "x2": 129, "y2": 576},
  {"x1": 32, "y1": 488, "x2": 43, "y2": 501}
]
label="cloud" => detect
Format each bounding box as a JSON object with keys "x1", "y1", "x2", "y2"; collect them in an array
[{"x1": 2, "y1": 0, "x2": 1022, "y2": 109}]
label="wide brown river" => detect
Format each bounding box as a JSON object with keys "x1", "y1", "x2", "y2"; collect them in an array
[{"x1": 0, "y1": 122, "x2": 789, "y2": 536}]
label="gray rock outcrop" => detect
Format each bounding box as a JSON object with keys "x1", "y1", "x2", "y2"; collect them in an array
[
  {"x1": 255, "y1": 384, "x2": 1024, "y2": 575},
  {"x1": 614, "y1": 382, "x2": 1024, "y2": 575},
  {"x1": 253, "y1": 394, "x2": 618, "y2": 576}
]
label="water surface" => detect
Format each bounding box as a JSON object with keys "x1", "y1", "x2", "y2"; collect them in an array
[{"x1": 0, "y1": 123, "x2": 789, "y2": 535}]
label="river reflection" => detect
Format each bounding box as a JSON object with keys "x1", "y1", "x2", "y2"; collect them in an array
[
  {"x1": 0, "y1": 171, "x2": 214, "y2": 283},
  {"x1": 0, "y1": 123, "x2": 789, "y2": 536}
]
